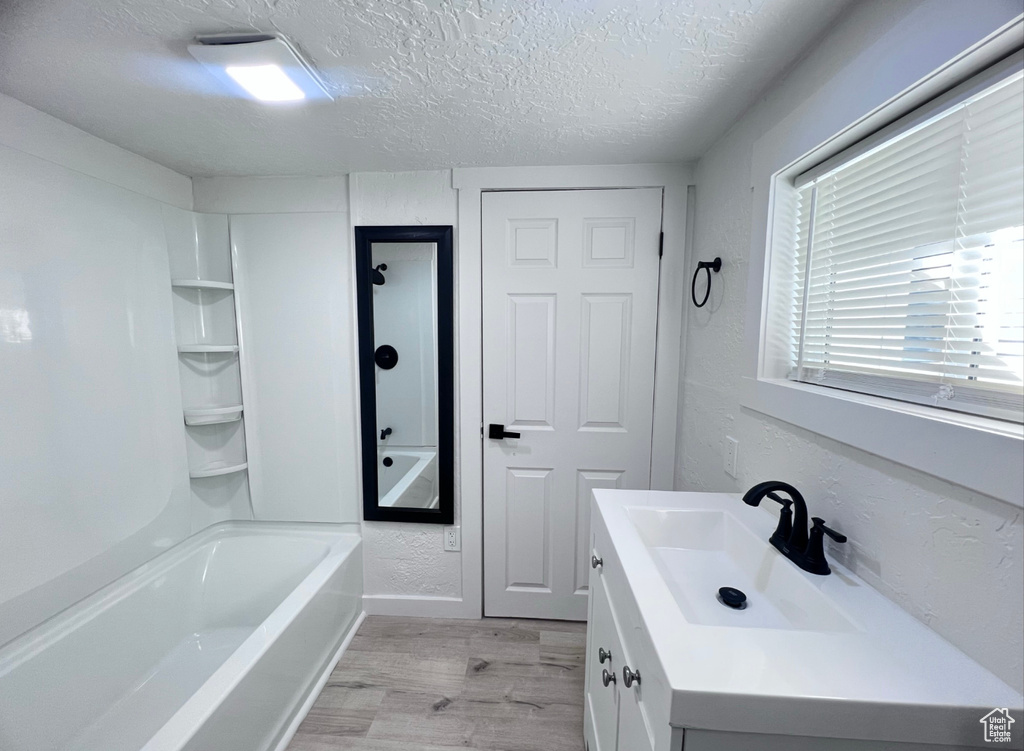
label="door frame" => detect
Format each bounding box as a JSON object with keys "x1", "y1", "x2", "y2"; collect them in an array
[{"x1": 453, "y1": 164, "x2": 694, "y2": 619}]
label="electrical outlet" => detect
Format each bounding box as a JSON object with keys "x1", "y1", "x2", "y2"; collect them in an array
[
  {"x1": 724, "y1": 436, "x2": 739, "y2": 479},
  {"x1": 444, "y1": 525, "x2": 461, "y2": 552}
]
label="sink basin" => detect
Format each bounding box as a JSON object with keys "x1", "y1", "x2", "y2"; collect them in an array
[
  {"x1": 592, "y1": 490, "x2": 1022, "y2": 746},
  {"x1": 626, "y1": 506, "x2": 858, "y2": 632}
]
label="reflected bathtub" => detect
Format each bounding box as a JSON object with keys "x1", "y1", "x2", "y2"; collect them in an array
[
  {"x1": 378, "y1": 448, "x2": 438, "y2": 508},
  {"x1": 0, "y1": 522, "x2": 362, "y2": 751}
]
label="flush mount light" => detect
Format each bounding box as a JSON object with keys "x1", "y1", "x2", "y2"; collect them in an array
[
  {"x1": 225, "y1": 65, "x2": 304, "y2": 102},
  {"x1": 188, "y1": 33, "x2": 332, "y2": 103}
]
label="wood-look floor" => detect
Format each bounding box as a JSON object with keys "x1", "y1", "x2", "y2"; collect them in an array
[{"x1": 287, "y1": 616, "x2": 588, "y2": 751}]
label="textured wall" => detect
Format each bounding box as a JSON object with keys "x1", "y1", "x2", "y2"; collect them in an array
[
  {"x1": 676, "y1": 0, "x2": 1024, "y2": 692},
  {"x1": 350, "y1": 170, "x2": 464, "y2": 601}
]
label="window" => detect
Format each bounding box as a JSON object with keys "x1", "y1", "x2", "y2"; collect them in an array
[{"x1": 787, "y1": 67, "x2": 1023, "y2": 423}]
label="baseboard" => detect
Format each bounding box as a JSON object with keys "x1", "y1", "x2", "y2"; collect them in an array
[
  {"x1": 271, "y1": 609, "x2": 367, "y2": 751},
  {"x1": 362, "y1": 593, "x2": 480, "y2": 619}
]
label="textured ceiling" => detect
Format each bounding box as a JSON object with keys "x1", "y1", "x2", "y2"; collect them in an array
[{"x1": 0, "y1": 0, "x2": 850, "y2": 177}]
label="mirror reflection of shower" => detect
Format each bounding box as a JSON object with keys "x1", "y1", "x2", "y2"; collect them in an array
[{"x1": 371, "y1": 243, "x2": 439, "y2": 511}]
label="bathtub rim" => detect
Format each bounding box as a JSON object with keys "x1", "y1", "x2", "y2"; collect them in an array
[
  {"x1": 143, "y1": 522, "x2": 362, "y2": 751},
  {"x1": 0, "y1": 520, "x2": 359, "y2": 674}
]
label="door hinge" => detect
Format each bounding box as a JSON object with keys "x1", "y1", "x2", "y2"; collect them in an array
[{"x1": 658, "y1": 231, "x2": 664, "y2": 258}]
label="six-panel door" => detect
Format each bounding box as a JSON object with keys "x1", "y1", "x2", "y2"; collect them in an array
[{"x1": 482, "y1": 188, "x2": 663, "y2": 620}]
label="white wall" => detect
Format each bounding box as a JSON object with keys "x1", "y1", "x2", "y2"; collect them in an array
[
  {"x1": 0, "y1": 93, "x2": 193, "y2": 646},
  {"x1": 353, "y1": 166, "x2": 693, "y2": 618},
  {"x1": 676, "y1": 0, "x2": 1024, "y2": 692},
  {"x1": 193, "y1": 177, "x2": 361, "y2": 524},
  {"x1": 192, "y1": 176, "x2": 349, "y2": 215},
  {"x1": 350, "y1": 171, "x2": 466, "y2": 607}
]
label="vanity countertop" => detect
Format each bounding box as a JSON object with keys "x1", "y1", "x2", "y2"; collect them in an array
[{"x1": 593, "y1": 489, "x2": 1023, "y2": 747}]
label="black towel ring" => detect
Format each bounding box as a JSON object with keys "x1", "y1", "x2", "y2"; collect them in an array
[{"x1": 691, "y1": 257, "x2": 722, "y2": 308}]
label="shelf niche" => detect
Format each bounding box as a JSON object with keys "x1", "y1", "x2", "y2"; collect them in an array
[
  {"x1": 184, "y1": 419, "x2": 247, "y2": 479},
  {"x1": 163, "y1": 205, "x2": 252, "y2": 527},
  {"x1": 172, "y1": 286, "x2": 238, "y2": 348},
  {"x1": 163, "y1": 210, "x2": 233, "y2": 284},
  {"x1": 178, "y1": 350, "x2": 242, "y2": 410}
]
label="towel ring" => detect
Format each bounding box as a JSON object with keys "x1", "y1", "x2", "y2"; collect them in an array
[{"x1": 691, "y1": 257, "x2": 722, "y2": 308}]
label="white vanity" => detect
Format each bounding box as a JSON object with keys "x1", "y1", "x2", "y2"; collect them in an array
[{"x1": 583, "y1": 490, "x2": 1023, "y2": 751}]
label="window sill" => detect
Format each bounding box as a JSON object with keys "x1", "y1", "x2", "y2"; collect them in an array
[{"x1": 740, "y1": 376, "x2": 1023, "y2": 507}]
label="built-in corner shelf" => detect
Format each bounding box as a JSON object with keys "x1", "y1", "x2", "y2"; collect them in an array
[
  {"x1": 189, "y1": 461, "x2": 248, "y2": 479},
  {"x1": 177, "y1": 344, "x2": 239, "y2": 354},
  {"x1": 167, "y1": 211, "x2": 252, "y2": 522},
  {"x1": 172, "y1": 279, "x2": 234, "y2": 291},
  {"x1": 184, "y1": 405, "x2": 243, "y2": 426}
]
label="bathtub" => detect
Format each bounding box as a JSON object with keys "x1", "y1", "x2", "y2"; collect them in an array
[
  {"x1": 378, "y1": 448, "x2": 438, "y2": 508},
  {"x1": 0, "y1": 522, "x2": 363, "y2": 751}
]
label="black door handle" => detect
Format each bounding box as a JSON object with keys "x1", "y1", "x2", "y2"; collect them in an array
[{"x1": 488, "y1": 423, "x2": 521, "y2": 440}]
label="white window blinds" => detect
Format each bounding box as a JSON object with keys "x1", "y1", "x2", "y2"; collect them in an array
[{"x1": 789, "y1": 69, "x2": 1024, "y2": 423}]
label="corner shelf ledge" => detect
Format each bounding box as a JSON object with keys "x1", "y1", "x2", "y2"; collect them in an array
[
  {"x1": 172, "y1": 279, "x2": 234, "y2": 290},
  {"x1": 177, "y1": 344, "x2": 239, "y2": 354},
  {"x1": 189, "y1": 461, "x2": 248, "y2": 479},
  {"x1": 184, "y1": 405, "x2": 243, "y2": 426}
]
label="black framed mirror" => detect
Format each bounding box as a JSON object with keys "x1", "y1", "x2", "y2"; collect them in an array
[{"x1": 354, "y1": 226, "x2": 454, "y2": 524}]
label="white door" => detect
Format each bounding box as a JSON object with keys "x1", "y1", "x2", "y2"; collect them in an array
[{"x1": 482, "y1": 188, "x2": 663, "y2": 620}]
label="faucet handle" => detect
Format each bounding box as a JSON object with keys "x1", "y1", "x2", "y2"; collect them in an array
[
  {"x1": 766, "y1": 493, "x2": 793, "y2": 549},
  {"x1": 802, "y1": 517, "x2": 847, "y2": 576},
  {"x1": 811, "y1": 517, "x2": 847, "y2": 543}
]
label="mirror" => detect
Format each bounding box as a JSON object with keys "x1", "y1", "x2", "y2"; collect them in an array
[{"x1": 354, "y1": 226, "x2": 454, "y2": 524}]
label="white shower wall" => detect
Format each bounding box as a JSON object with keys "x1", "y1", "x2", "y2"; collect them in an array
[
  {"x1": 193, "y1": 179, "x2": 362, "y2": 525},
  {"x1": 0, "y1": 99, "x2": 356, "y2": 648},
  {"x1": 0, "y1": 93, "x2": 193, "y2": 646}
]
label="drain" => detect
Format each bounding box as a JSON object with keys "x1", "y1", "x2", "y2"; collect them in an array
[{"x1": 718, "y1": 586, "x2": 747, "y2": 610}]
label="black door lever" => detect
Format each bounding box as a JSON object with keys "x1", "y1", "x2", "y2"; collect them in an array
[{"x1": 488, "y1": 424, "x2": 521, "y2": 440}]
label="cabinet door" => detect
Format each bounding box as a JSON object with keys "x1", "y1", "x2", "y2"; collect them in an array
[
  {"x1": 617, "y1": 675, "x2": 655, "y2": 751},
  {"x1": 586, "y1": 570, "x2": 621, "y2": 751}
]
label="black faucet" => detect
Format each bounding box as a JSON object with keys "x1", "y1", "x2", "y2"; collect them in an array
[
  {"x1": 380, "y1": 427, "x2": 392, "y2": 441},
  {"x1": 742, "y1": 481, "x2": 847, "y2": 575}
]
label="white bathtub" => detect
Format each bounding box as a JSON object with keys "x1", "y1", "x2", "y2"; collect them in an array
[
  {"x1": 378, "y1": 448, "x2": 438, "y2": 508},
  {"x1": 0, "y1": 522, "x2": 363, "y2": 751}
]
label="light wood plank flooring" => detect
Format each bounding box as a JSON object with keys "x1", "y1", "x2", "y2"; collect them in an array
[{"x1": 287, "y1": 616, "x2": 588, "y2": 751}]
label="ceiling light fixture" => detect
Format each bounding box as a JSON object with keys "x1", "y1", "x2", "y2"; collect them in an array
[
  {"x1": 225, "y1": 64, "x2": 304, "y2": 102},
  {"x1": 188, "y1": 33, "x2": 332, "y2": 103}
]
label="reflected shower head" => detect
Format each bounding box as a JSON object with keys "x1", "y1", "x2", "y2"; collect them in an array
[{"x1": 372, "y1": 263, "x2": 387, "y2": 285}]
